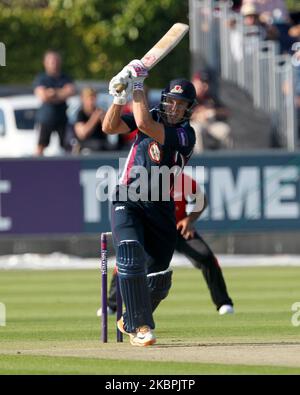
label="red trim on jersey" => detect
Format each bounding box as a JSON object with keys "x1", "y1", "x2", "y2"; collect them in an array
[
  {"x1": 174, "y1": 173, "x2": 197, "y2": 223},
  {"x1": 122, "y1": 128, "x2": 138, "y2": 143},
  {"x1": 122, "y1": 142, "x2": 138, "y2": 185},
  {"x1": 213, "y1": 257, "x2": 221, "y2": 269}
]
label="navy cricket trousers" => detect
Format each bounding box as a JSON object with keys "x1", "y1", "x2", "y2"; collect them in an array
[{"x1": 111, "y1": 200, "x2": 177, "y2": 274}]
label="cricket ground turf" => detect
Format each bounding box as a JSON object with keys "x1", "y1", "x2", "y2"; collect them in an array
[{"x1": 0, "y1": 266, "x2": 300, "y2": 375}]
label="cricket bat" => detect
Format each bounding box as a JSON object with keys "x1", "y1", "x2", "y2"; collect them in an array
[{"x1": 115, "y1": 23, "x2": 189, "y2": 93}]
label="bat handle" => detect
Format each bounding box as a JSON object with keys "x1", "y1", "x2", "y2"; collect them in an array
[{"x1": 115, "y1": 83, "x2": 128, "y2": 94}]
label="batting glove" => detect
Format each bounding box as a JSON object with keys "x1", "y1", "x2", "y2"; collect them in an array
[
  {"x1": 127, "y1": 59, "x2": 148, "y2": 90},
  {"x1": 113, "y1": 92, "x2": 127, "y2": 105},
  {"x1": 109, "y1": 75, "x2": 132, "y2": 105},
  {"x1": 109, "y1": 72, "x2": 129, "y2": 95}
]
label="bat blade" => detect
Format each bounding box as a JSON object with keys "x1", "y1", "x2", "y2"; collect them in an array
[
  {"x1": 115, "y1": 23, "x2": 189, "y2": 93},
  {"x1": 141, "y1": 23, "x2": 189, "y2": 70}
]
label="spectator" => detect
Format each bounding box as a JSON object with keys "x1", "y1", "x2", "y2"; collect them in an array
[
  {"x1": 241, "y1": 2, "x2": 263, "y2": 27},
  {"x1": 240, "y1": 2, "x2": 278, "y2": 39},
  {"x1": 73, "y1": 87, "x2": 108, "y2": 154},
  {"x1": 242, "y1": 1, "x2": 294, "y2": 54},
  {"x1": 229, "y1": 4, "x2": 264, "y2": 65},
  {"x1": 230, "y1": 3, "x2": 279, "y2": 64},
  {"x1": 190, "y1": 71, "x2": 232, "y2": 152},
  {"x1": 242, "y1": 0, "x2": 290, "y2": 25},
  {"x1": 33, "y1": 50, "x2": 75, "y2": 156}
]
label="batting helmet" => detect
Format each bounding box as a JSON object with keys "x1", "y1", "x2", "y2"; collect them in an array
[{"x1": 159, "y1": 78, "x2": 197, "y2": 122}]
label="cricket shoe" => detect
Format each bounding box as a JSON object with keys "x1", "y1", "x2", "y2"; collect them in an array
[
  {"x1": 117, "y1": 316, "x2": 134, "y2": 337},
  {"x1": 96, "y1": 306, "x2": 116, "y2": 317},
  {"x1": 218, "y1": 304, "x2": 234, "y2": 315},
  {"x1": 130, "y1": 326, "x2": 156, "y2": 347},
  {"x1": 117, "y1": 318, "x2": 156, "y2": 347}
]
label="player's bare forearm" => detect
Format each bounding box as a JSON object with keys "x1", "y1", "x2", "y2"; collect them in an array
[
  {"x1": 187, "y1": 211, "x2": 202, "y2": 223},
  {"x1": 177, "y1": 193, "x2": 208, "y2": 239},
  {"x1": 102, "y1": 104, "x2": 130, "y2": 135},
  {"x1": 132, "y1": 90, "x2": 165, "y2": 144},
  {"x1": 132, "y1": 90, "x2": 151, "y2": 128}
]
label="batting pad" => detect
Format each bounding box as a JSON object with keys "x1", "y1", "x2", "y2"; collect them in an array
[
  {"x1": 117, "y1": 240, "x2": 155, "y2": 332},
  {"x1": 147, "y1": 268, "x2": 173, "y2": 312}
]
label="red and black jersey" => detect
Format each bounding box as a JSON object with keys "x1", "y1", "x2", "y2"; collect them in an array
[{"x1": 173, "y1": 173, "x2": 198, "y2": 223}]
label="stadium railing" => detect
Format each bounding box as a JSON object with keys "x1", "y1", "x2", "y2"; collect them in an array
[{"x1": 189, "y1": 0, "x2": 298, "y2": 150}]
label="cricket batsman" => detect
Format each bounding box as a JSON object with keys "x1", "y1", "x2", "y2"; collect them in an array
[{"x1": 102, "y1": 59, "x2": 197, "y2": 346}]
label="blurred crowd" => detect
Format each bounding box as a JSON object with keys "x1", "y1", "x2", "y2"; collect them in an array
[
  {"x1": 191, "y1": 0, "x2": 300, "y2": 150},
  {"x1": 229, "y1": 0, "x2": 300, "y2": 141},
  {"x1": 229, "y1": 0, "x2": 299, "y2": 56},
  {"x1": 32, "y1": 49, "x2": 233, "y2": 155},
  {"x1": 33, "y1": 50, "x2": 137, "y2": 156},
  {"x1": 31, "y1": 1, "x2": 300, "y2": 156}
]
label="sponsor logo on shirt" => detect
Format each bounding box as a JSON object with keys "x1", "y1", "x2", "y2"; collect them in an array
[
  {"x1": 148, "y1": 141, "x2": 162, "y2": 163},
  {"x1": 176, "y1": 128, "x2": 188, "y2": 147}
]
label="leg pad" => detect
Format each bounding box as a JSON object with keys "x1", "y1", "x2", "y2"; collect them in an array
[
  {"x1": 117, "y1": 240, "x2": 154, "y2": 332},
  {"x1": 147, "y1": 269, "x2": 173, "y2": 312}
]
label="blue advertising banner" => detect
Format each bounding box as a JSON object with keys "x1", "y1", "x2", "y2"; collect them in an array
[
  {"x1": 0, "y1": 152, "x2": 299, "y2": 235},
  {"x1": 79, "y1": 156, "x2": 119, "y2": 234},
  {"x1": 188, "y1": 153, "x2": 300, "y2": 232},
  {"x1": 0, "y1": 159, "x2": 83, "y2": 234}
]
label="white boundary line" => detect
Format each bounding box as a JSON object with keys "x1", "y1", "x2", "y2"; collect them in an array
[{"x1": 0, "y1": 252, "x2": 300, "y2": 270}]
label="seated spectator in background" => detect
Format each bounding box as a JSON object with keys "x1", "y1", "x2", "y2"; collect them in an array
[
  {"x1": 191, "y1": 71, "x2": 232, "y2": 152},
  {"x1": 230, "y1": 3, "x2": 279, "y2": 63},
  {"x1": 241, "y1": 0, "x2": 294, "y2": 53},
  {"x1": 242, "y1": 2, "x2": 263, "y2": 28},
  {"x1": 74, "y1": 87, "x2": 108, "y2": 154},
  {"x1": 34, "y1": 50, "x2": 75, "y2": 156},
  {"x1": 240, "y1": 2, "x2": 278, "y2": 39},
  {"x1": 242, "y1": 0, "x2": 289, "y2": 25}
]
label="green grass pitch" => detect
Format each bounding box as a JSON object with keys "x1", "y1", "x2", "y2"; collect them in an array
[{"x1": 0, "y1": 266, "x2": 300, "y2": 374}]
